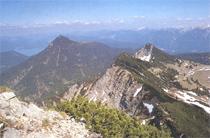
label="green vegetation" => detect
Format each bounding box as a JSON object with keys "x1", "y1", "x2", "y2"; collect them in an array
[
  {"x1": 57, "y1": 96, "x2": 171, "y2": 138},
  {"x1": 161, "y1": 102, "x2": 210, "y2": 138},
  {"x1": 115, "y1": 54, "x2": 172, "y2": 102}
]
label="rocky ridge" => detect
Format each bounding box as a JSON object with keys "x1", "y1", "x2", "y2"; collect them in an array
[
  {"x1": 63, "y1": 65, "x2": 146, "y2": 117},
  {"x1": 63, "y1": 45, "x2": 210, "y2": 115},
  {"x1": 62, "y1": 44, "x2": 210, "y2": 137}
]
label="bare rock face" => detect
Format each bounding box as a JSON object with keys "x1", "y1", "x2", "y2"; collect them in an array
[
  {"x1": 63, "y1": 65, "x2": 151, "y2": 116},
  {"x1": 134, "y1": 44, "x2": 153, "y2": 62},
  {"x1": 0, "y1": 92, "x2": 94, "y2": 138},
  {"x1": 85, "y1": 66, "x2": 143, "y2": 108},
  {"x1": 62, "y1": 84, "x2": 84, "y2": 100}
]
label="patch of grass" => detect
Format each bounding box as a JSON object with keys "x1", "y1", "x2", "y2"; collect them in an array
[
  {"x1": 161, "y1": 102, "x2": 210, "y2": 138},
  {"x1": 115, "y1": 54, "x2": 173, "y2": 102}
]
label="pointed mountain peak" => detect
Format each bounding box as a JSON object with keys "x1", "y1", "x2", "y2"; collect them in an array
[
  {"x1": 49, "y1": 35, "x2": 77, "y2": 48},
  {"x1": 134, "y1": 43, "x2": 154, "y2": 62},
  {"x1": 55, "y1": 35, "x2": 68, "y2": 40},
  {"x1": 134, "y1": 43, "x2": 174, "y2": 63},
  {"x1": 53, "y1": 35, "x2": 76, "y2": 44},
  {"x1": 144, "y1": 43, "x2": 154, "y2": 51}
]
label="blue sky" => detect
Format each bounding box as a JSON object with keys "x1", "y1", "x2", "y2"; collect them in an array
[{"x1": 0, "y1": 0, "x2": 210, "y2": 29}]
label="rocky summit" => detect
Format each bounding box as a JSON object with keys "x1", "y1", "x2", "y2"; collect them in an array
[{"x1": 134, "y1": 44, "x2": 154, "y2": 62}]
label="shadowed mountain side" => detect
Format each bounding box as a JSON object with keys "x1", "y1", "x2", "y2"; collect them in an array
[{"x1": 0, "y1": 51, "x2": 28, "y2": 73}]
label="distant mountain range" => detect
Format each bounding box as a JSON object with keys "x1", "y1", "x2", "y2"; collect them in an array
[
  {"x1": 82, "y1": 27, "x2": 210, "y2": 53},
  {"x1": 1, "y1": 27, "x2": 209, "y2": 55},
  {"x1": 177, "y1": 52, "x2": 210, "y2": 65},
  {"x1": 0, "y1": 35, "x2": 124, "y2": 103},
  {"x1": 0, "y1": 51, "x2": 28, "y2": 73}
]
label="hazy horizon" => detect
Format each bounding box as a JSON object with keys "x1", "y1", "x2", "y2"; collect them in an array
[
  {"x1": 0, "y1": 0, "x2": 210, "y2": 55},
  {"x1": 1, "y1": 0, "x2": 210, "y2": 31}
]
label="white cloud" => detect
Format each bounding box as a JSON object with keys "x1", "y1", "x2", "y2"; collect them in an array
[
  {"x1": 137, "y1": 26, "x2": 146, "y2": 30},
  {"x1": 133, "y1": 15, "x2": 145, "y2": 19},
  {"x1": 111, "y1": 18, "x2": 125, "y2": 24},
  {"x1": 54, "y1": 20, "x2": 69, "y2": 24}
]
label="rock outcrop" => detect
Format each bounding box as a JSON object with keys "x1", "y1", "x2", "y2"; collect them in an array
[
  {"x1": 86, "y1": 66, "x2": 140, "y2": 107},
  {"x1": 0, "y1": 91, "x2": 95, "y2": 138},
  {"x1": 63, "y1": 65, "x2": 153, "y2": 117},
  {"x1": 134, "y1": 44, "x2": 153, "y2": 62}
]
